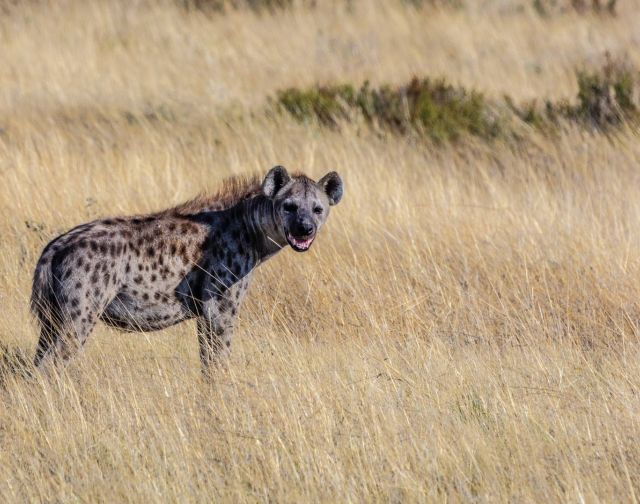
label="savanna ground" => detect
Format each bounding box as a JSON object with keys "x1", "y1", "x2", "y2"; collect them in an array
[{"x1": 1, "y1": 0, "x2": 640, "y2": 502}]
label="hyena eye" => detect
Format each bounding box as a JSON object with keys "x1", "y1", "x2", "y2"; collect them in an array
[
  {"x1": 313, "y1": 206, "x2": 323, "y2": 215},
  {"x1": 283, "y1": 202, "x2": 298, "y2": 212}
]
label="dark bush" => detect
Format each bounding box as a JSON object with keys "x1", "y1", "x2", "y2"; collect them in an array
[
  {"x1": 574, "y1": 58, "x2": 638, "y2": 126},
  {"x1": 509, "y1": 57, "x2": 639, "y2": 131},
  {"x1": 277, "y1": 78, "x2": 501, "y2": 143},
  {"x1": 181, "y1": 0, "x2": 459, "y2": 13},
  {"x1": 533, "y1": 0, "x2": 618, "y2": 16},
  {"x1": 276, "y1": 84, "x2": 358, "y2": 126},
  {"x1": 402, "y1": 0, "x2": 465, "y2": 7},
  {"x1": 278, "y1": 59, "x2": 639, "y2": 142},
  {"x1": 181, "y1": 0, "x2": 313, "y2": 13}
]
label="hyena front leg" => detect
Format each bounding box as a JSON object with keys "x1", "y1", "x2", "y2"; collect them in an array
[{"x1": 197, "y1": 299, "x2": 237, "y2": 376}]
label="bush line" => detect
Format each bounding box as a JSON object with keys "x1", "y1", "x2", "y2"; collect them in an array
[
  {"x1": 275, "y1": 58, "x2": 640, "y2": 143},
  {"x1": 181, "y1": 0, "x2": 618, "y2": 15}
]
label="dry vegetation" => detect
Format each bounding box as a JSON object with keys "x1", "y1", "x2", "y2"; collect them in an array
[{"x1": 2, "y1": 0, "x2": 640, "y2": 502}]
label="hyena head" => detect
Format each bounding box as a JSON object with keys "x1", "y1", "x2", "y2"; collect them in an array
[{"x1": 262, "y1": 165, "x2": 343, "y2": 252}]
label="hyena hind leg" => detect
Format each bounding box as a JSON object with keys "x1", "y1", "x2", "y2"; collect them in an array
[
  {"x1": 33, "y1": 308, "x2": 99, "y2": 369},
  {"x1": 33, "y1": 315, "x2": 60, "y2": 367}
]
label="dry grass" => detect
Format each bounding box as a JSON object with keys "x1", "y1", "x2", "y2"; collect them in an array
[{"x1": 2, "y1": 0, "x2": 640, "y2": 502}]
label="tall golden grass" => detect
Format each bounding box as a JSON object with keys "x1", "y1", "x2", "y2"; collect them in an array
[{"x1": 2, "y1": 0, "x2": 640, "y2": 501}]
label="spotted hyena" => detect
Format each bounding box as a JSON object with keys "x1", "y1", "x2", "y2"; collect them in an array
[{"x1": 30, "y1": 166, "x2": 343, "y2": 372}]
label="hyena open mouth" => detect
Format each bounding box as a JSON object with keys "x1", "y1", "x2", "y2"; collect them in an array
[{"x1": 286, "y1": 233, "x2": 315, "y2": 252}]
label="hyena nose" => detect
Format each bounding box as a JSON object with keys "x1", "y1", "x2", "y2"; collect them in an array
[{"x1": 297, "y1": 222, "x2": 314, "y2": 237}]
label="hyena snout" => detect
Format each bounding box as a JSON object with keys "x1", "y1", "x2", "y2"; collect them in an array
[
  {"x1": 291, "y1": 218, "x2": 315, "y2": 238},
  {"x1": 285, "y1": 216, "x2": 318, "y2": 252}
]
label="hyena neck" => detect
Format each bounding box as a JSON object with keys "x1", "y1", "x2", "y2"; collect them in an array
[
  {"x1": 211, "y1": 194, "x2": 285, "y2": 265},
  {"x1": 242, "y1": 195, "x2": 287, "y2": 261}
]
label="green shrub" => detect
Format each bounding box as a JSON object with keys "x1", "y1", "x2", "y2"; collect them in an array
[
  {"x1": 533, "y1": 0, "x2": 618, "y2": 16},
  {"x1": 181, "y1": 0, "x2": 312, "y2": 13},
  {"x1": 181, "y1": 0, "x2": 460, "y2": 13},
  {"x1": 506, "y1": 97, "x2": 549, "y2": 130},
  {"x1": 276, "y1": 84, "x2": 358, "y2": 126},
  {"x1": 277, "y1": 78, "x2": 501, "y2": 143},
  {"x1": 574, "y1": 58, "x2": 638, "y2": 126},
  {"x1": 509, "y1": 57, "x2": 639, "y2": 131},
  {"x1": 279, "y1": 60, "x2": 639, "y2": 142},
  {"x1": 402, "y1": 0, "x2": 465, "y2": 8}
]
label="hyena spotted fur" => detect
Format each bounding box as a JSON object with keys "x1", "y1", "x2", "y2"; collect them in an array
[{"x1": 31, "y1": 166, "x2": 343, "y2": 372}]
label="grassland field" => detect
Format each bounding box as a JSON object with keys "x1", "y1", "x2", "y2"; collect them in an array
[{"x1": 2, "y1": 0, "x2": 640, "y2": 502}]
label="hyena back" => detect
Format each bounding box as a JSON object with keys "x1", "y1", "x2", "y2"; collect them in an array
[{"x1": 31, "y1": 166, "x2": 343, "y2": 371}]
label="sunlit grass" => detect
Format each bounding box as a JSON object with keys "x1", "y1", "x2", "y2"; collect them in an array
[{"x1": 1, "y1": 1, "x2": 640, "y2": 502}]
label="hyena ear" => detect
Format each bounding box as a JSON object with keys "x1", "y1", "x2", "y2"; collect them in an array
[
  {"x1": 262, "y1": 165, "x2": 291, "y2": 198},
  {"x1": 318, "y1": 171, "x2": 343, "y2": 206}
]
